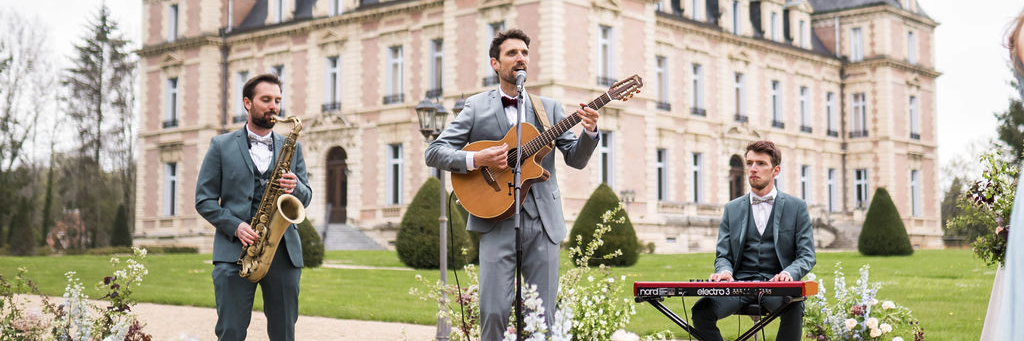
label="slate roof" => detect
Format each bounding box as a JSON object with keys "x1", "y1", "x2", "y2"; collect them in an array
[{"x1": 807, "y1": 0, "x2": 931, "y2": 19}]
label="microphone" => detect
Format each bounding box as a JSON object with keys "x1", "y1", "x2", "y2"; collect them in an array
[{"x1": 515, "y1": 70, "x2": 527, "y2": 94}]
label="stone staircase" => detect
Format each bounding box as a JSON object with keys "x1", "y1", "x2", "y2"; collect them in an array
[{"x1": 318, "y1": 223, "x2": 385, "y2": 250}]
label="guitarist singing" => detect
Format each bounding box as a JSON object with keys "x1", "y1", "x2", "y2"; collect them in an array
[{"x1": 424, "y1": 28, "x2": 600, "y2": 341}]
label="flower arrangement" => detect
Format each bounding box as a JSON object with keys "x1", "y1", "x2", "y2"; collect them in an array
[
  {"x1": 0, "y1": 247, "x2": 152, "y2": 341},
  {"x1": 412, "y1": 205, "x2": 661, "y2": 341},
  {"x1": 946, "y1": 152, "x2": 1017, "y2": 266},
  {"x1": 804, "y1": 263, "x2": 923, "y2": 341}
]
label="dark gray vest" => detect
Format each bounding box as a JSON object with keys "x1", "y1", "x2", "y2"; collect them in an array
[{"x1": 735, "y1": 203, "x2": 783, "y2": 281}]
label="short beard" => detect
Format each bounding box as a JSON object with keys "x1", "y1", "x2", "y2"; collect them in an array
[
  {"x1": 251, "y1": 111, "x2": 276, "y2": 129},
  {"x1": 749, "y1": 177, "x2": 771, "y2": 191}
]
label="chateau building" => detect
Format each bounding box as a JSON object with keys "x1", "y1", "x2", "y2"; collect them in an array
[{"x1": 135, "y1": 0, "x2": 942, "y2": 253}]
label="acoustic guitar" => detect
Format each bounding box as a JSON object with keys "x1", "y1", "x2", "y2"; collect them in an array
[{"x1": 451, "y1": 75, "x2": 643, "y2": 221}]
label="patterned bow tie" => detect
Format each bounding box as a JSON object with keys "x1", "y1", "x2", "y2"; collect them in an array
[
  {"x1": 501, "y1": 96, "x2": 518, "y2": 108},
  {"x1": 248, "y1": 134, "x2": 272, "y2": 148},
  {"x1": 752, "y1": 196, "x2": 774, "y2": 205}
]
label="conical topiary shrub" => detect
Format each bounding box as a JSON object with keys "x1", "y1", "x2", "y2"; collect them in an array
[
  {"x1": 396, "y1": 177, "x2": 475, "y2": 269},
  {"x1": 568, "y1": 183, "x2": 639, "y2": 267},
  {"x1": 858, "y1": 187, "x2": 914, "y2": 256},
  {"x1": 110, "y1": 204, "x2": 132, "y2": 247},
  {"x1": 297, "y1": 218, "x2": 324, "y2": 268},
  {"x1": 9, "y1": 197, "x2": 36, "y2": 256}
]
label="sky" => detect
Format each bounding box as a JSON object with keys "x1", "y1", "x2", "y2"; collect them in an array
[{"x1": 2, "y1": 0, "x2": 1021, "y2": 183}]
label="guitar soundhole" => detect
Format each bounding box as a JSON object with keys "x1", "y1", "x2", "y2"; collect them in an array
[{"x1": 506, "y1": 148, "x2": 519, "y2": 166}]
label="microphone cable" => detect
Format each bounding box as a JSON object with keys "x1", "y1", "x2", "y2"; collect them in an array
[{"x1": 447, "y1": 193, "x2": 470, "y2": 341}]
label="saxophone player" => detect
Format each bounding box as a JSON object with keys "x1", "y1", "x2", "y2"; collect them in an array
[{"x1": 195, "y1": 73, "x2": 311, "y2": 341}]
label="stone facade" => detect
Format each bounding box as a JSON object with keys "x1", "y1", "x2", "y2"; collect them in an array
[{"x1": 135, "y1": 0, "x2": 941, "y2": 253}]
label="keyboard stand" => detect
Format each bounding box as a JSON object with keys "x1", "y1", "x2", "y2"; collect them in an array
[{"x1": 636, "y1": 295, "x2": 807, "y2": 341}]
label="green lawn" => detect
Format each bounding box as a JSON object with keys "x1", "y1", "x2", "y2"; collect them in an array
[{"x1": 0, "y1": 249, "x2": 993, "y2": 340}]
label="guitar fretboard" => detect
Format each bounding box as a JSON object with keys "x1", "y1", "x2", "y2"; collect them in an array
[{"x1": 509, "y1": 92, "x2": 614, "y2": 166}]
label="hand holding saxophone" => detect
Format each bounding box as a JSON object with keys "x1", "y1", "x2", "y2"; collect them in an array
[
  {"x1": 278, "y1": 172, "x2": 298, "y2": 194},
  {"x1": 236, "y1": 222, "x2": 257, "y2": 246}
]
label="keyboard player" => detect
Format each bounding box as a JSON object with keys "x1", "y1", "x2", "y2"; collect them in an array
[{"x1": 692, "y1": 140, "x2": 816, "y2": 341}]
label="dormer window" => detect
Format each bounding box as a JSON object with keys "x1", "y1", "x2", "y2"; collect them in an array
[{"x1": 168, "y1": 4, "x2": 178, "y2": 42}]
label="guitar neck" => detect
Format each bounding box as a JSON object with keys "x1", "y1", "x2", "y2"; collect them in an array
[{"x1": 522, "y1": 92, "x2": 614, "y2": 156}]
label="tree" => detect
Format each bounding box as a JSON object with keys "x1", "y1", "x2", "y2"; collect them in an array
[
  {"x1": 994, "y1": 98, "x2": 1024, "y2": 165},
  {"x1": 62, "y1": 5, "x2": 137, "y2": 247},
  {"x1": 395, "y1": 177, "x2": 474, "y2": 269},
  {"x1": 568, "y1": 183, "x2": 640, "y2": 267},
  {"x1": 8, "y1": 197, "x2": 36, "y2": 256},
  {"x1": 858, "y1": 188, "x2": 914, "y2": 256},
  {"x1": 110, "y1": 204, "x2": 132, "y2": 247}
]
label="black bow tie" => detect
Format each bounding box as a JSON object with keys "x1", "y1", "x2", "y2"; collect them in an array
[{"x1": 501, "y1": 96, "x2": 518, "y2": 108}]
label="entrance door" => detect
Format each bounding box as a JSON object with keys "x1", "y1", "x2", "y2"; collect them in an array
[
  {"x1": 326, "y1": 146, "x2": 348, "y2": 223},
  {"x1": 729, "y1": 155, "x2": 745, "y2": 200}
]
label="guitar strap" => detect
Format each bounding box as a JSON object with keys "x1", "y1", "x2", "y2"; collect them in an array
[{"x1": 528, "y1": 93, "x2": 555, "y2": 148}]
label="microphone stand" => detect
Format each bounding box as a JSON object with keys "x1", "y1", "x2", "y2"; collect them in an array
[{"x1": 513, "y1": 82, "x2": 526, "y2": 341}]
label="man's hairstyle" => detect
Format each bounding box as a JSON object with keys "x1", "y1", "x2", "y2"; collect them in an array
[
  {"x1": 489, "y1": 29, "x2": 531, "y2": 60},
  {"x1": 1009, "y1": 9, "x2": 1024, "y2": 75},
  {"x1": 242, "y1": 73, "x2": 283, "y2": 102},
  {"x1": 745, "y1": 140, "x2": 782, "y2": 167}
]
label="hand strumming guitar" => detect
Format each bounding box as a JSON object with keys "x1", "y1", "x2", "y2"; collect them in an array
[{"x1": 474, "y1": 144, "x2": 509, "y2": 169}]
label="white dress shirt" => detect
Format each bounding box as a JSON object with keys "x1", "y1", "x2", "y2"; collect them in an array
[
  {"x1": 750, "y1": 187, "x2": 778, "y2": 236},
  {"x1": 465, "y1": 88, "x2": 598, "y2": 170},
  {"x1": 246, "y1": 125, "x2": 273, "y2": 174}
]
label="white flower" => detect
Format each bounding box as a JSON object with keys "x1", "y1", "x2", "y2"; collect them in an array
[
  {"x1": 882, "y1": 300, "x2": 896, "y2": 309},
  {"x1": 892, "y1": 337, "x2": 904, "y2": 341},
  {"x1": 870, "y1": 327, "x2": 882, "y2": 337},
  {"x1": 806, "y1": 273, "x2": 817, "y2": 281},
  {"x1": 869, "y1": 298, "x2": 879, "y2": 306},
  {"x1": 610, "y1": 329, "x2": 640, "y2": 341},
  {"x1": 880, "y1": 323, "x2": 893, "y2": 333},
  {"x1": 588, "y1": 275, "x2": 595, "y2": 282},
  {"x1": 844, "y1": 318, "x2": 857, "y2": 330},
  {"x1": 865, "y1": 317, "x2": 879, "y2": 329}
]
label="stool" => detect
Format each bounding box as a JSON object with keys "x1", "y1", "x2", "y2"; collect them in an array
[{"x1": 737, "y1": 304, "x2": 768, "y2": 341}]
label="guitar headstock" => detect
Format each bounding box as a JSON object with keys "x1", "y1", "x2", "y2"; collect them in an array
[{"x1": 608, "y1": 74, "x2": 643, "y2": 101}]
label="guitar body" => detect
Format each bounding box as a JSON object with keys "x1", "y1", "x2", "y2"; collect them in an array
[{"x1": 451, "y1": 122, "x2": 553, "y2": 221}]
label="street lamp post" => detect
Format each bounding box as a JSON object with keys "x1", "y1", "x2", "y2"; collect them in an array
[
  {"x1": 619, "y1": 189, "x2": 636, "y2": 211},
  {"x1": 416, "y1": 95, "x2": 463, "y2": 341}
]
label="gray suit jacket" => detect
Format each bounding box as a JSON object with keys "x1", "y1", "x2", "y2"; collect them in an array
[
  {"x1": 195, "y1": 127, "x2": 312, "y2": 267},
  {"x1": 714, "y1": 191, "x2": 816, "y2": 280},
  {"x1": 424, "y1": 90, "x2": 599, "y2": 243}
]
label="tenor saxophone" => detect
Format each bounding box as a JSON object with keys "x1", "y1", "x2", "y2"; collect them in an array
[{"x1": 237, "y1": 116, "x2": 307, "y2": 282}]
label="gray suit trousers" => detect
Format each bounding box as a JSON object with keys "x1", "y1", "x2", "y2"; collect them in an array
[
  {"x1": 211, "y1": 243, "x2": 301, "y2": 341},
  {"x1": 479, "y1": 215, "x2": 560, "y2": 341}
]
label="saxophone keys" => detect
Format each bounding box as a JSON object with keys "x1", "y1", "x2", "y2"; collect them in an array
[{"x1": 260, "y1": 214, "x2": 268, "y2": 223}]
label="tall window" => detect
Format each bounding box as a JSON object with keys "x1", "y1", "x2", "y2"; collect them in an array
[
  {"x1": 165, "y1": 78, "x2": 178, "y2": 128},
  {"x1": 851, "y1": 93, "x2": 867, "y2": 137},
  {"x1": 657, "y1": 149, "x2": 668, "y2": 201},
  {"x1": 800, "y1": 165, "x2": 811, "y2": 203},
  {"x1": 771, "y1": 80, "x2": 782, "y2": 127},
  {"x1": 489, "y1": 21, "x2": 506, "y2": 37},
  {"x1": 324, "y1": 56, "x2": 341, "y2": 111},
  {"x1": 429, "y1": 39, "x2": 444, "y2": 96},
  {"x1": 691, "y1": 64, "x2": 704, "y2": 114},
  {"x1": 909, "y1": 95, "x2": 920, "y2": 139},
  {"x1": 691, "y1": 0, "x2": 702, "y2": 21},
  {"x1": 168, "y1": 4, "x2": 178, "y2": 42},
  {"x1": 907, "y1": 31, "x2": 917, "y2": 64},
  {"x1": 271, "y1": 65, "x2": 284, "y2": 81},
  {"x1": 235, "y1": 71, "x2": 249, "y2": 116},
  {"x1": 164, "y1": 162, "x2": 177, "y2": 216},
  {"x1": 800, "y1": 86, "x2": 810, "y2": 132},
  {"x1": 826, "y1": 92, "x2": 837, "y2": 136},
  {"x1": 827, "y1": 168, "x2": 838, "y2": 212},
  {"x1": 854, "y1": 168, "x2": 869, "y2": 208},
  {"x1": 329, "y1": 0, "x2": 342, "y2": 16},
  {"x1": 734, "y1": 73, "x2": 745, "y2": 119},
  {"x1": 911, "y1": 170, "x2": 922, "y2": 217},
  {"x1": 600, "y1": 131, "x2": 615, "y2": 187},
  {"x1": 770, "y1": 12, "x2": 779, "y2": 41},
  {"x1": 799, "y1": 20, "x2": 807, "y2": 48},
  {"x1": 656, "y1": 56, "x2": 669, "y2": 109},
  {"x1": 851, "y1": 27, "x2": 864, "y2": 62},
  {"x1": 386, "y1": 144, "x2": 403, "y2": 205},
  {"x1": 484, "y1": 22, "x2": 506, "y2": 85},
  {"x1": 732, "y1": 1, "x2": 740, "y2": 34},
  {"x1": 692, "y1": 152, "x2": 704, "y2": 203},
  {"x1": 274, "y1": 0, "x2": 284, "y2": 23},
  {"x1": 385, "y1": 45, "x2": 404, "y2": 104},
  {"x1": 598, "y1": 25, "x2": 615, "y2": 85}
]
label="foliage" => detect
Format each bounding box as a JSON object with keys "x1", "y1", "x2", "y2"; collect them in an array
[
  {"x1": 858, "y1": 188, "x2": 914, "y2": 256},
  {"x1": 110, "y1": 204, "x2": 132, "y2": 247},
  {"x1": 412, "y1": 205, "x2": 639, "y2": 341},
  {"x1": 48, "y1": 210, "x2": 89, "y2": 252},
  {"x1": 994, "y1": 98, "x2": 1024, "y2": 165},
  {"x1": 8, "y1": 197, "x2": 35, "y2": 256},
  {"x1": 805, "y1": 263, "x2": 923, "y2": 341},
  {"x1": 940, "y1": 177, "x2": 968, "y2": 236},
  {"x1": 946, "y1": 152, "x2": 1017, "y2": 266},
  {"x1": 396, "y1": 177, "x2": 474, "y2": 269},
  {"x1": 0, "y1": 247, "x2": 152, "y2": 340},
  {"x1": 569, "y1": 184, "x2": 639, "y2": 266},
  {"x1": 297, "y1": 218, "x2": 324, "y2": 268}
]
